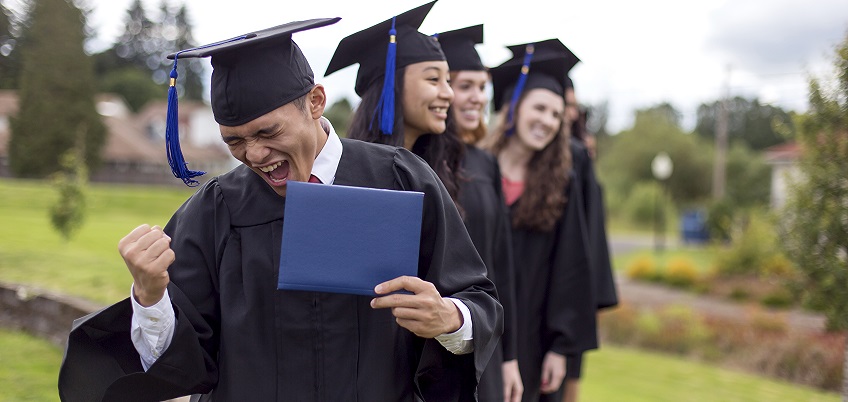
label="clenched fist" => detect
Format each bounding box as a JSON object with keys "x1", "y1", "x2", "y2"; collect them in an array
[{"x1": 119, "y1": 224, "x2": 175, "y2": 307}]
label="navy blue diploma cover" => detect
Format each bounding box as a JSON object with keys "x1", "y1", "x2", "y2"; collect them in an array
[{"x1": 278, "y1": 181, "x2": 424, "y2": 296}]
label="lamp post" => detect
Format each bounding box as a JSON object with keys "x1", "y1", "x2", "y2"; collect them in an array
[{"x1": 651, "y1": 152, "x2": 673, "y2": 252}]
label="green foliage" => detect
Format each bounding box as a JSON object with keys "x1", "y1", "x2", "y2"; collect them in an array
[
  {"x1": 625, "y1": 255, "x2": 658, "y2": 281},
  {"x1": 781, "y1": 30, "x2": 848, "y2": 331},
  {"x1": 724, "y1": 144, "x2": 771, "y2": 207},
  {"x1": 9, "y1": 0, "x2": 105, "y2": 178},
  {"x1": 324, "y1": 97, "x2": 354, "y2": 137},
  {"x1": 714, "y1": 211, "x2": 783, "y2": 276},
  {"x1": 598, "y1": 103, "x2": 713, "y2": 207},
  {"x1": 760, "y1": 288, "x2": 795, "y2": 309},
  {"x1": 615, "y1": 180, "x2": 675, "y2": 229},
  {"x1": 706, "y1": 198, "x2": 734, "y2": 241},
  {"x1": 99, "y1": 67, "x2": 161, "y2": 112},
  {"x1": 49, "y1": 147, "x2": 87, "y2": 241},
  {"x1": 695, "y1": 96, "x2": 795, "y2": 151}
]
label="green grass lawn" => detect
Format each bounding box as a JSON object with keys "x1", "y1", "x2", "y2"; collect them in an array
[
  {"x1": 582, "y1": 345, "x2": 840, "y2": 402},
  {"x1": 0, "y1": 178, "x2": 194, "y2": 305},
  {"x1": 1, "y1": 330, "x2": 839, "y2": 402},
  {"x1": 0, "y1": 330, "x2": 63, "y2": 402}
]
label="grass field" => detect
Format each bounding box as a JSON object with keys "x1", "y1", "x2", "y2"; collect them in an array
[
  {"x1": 1, "y1": 329, "x2": 839, "y2": 402},
  {"x1": 0, "y1": 178, "x2": 193, "y2": 304}
]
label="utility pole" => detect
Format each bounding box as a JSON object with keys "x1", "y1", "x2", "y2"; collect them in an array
[{"x1": 712, "y1": 65, "x2": 731, "y2": 200}]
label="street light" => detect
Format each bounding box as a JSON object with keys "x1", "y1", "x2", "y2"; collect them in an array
[{"x1": 651, "y1": 152, "x2": 673, "y2": 252}]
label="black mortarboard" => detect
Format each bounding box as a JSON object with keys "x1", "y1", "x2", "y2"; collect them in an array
[
  {"x1": 324, "y1": 1, "x2": 444, "y2": 135},
  {"x1": 162, "y1": 18, "x2": 339, "y2": 186},
  {"x1": 437, "y1": 24, "x2": 485, "y2": 71},
  {"x1": 490, "y1": 39, "x2": 580, "y2": 113}
]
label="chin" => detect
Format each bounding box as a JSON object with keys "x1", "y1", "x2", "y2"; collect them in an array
[{"x1": 429, "y1": 122, "x2": 447, "y2": 134}]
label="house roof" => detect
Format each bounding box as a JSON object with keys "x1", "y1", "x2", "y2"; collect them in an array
[{"x1": 764, "y1": 141, "x2": 801, "y2": 164}]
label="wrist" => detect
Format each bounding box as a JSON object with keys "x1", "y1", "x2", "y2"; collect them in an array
[
  {"x1": 133, "y1": 285, "x2": 165, "y2": 307},
  {"x1": 443, "y1": 298, "x2": 463, "y2": 334}
]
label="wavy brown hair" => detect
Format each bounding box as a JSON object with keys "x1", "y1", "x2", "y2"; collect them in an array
[{"x1": 480, "y1": 93, "x2": 572, "y2": 232}]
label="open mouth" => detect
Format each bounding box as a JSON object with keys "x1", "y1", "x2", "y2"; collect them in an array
[
  {"x1": 430, "y1": 106, "x2": 449, "y2": 118},
  {"x1": 258, "y1": 160, "x2": 290, "y2": 185}
]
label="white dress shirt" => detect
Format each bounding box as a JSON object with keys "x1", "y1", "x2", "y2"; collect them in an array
[{"x1": 131, "y1": 117, "x2": 473, "y2": 370}]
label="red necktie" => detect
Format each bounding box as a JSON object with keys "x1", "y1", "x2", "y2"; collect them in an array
[{"x1": 309, "y1": 174, "x2": 322, "y2": 184}]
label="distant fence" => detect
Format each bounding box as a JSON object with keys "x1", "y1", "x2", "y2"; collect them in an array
[{"x1": 0, "y1": 281, "x2": 101, "y2": 348}]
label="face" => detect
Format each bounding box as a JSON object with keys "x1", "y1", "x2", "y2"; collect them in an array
[
  {"x1": 450, "y1": 70, "x2": 489, "y2": 133},
  {"x1": 512, "y1": 88, "x2": 565, "y2": 152},
  {"x1": 564, "y1": 87, "x2": 579, "y2": 124},
  {"x1": 401, "y1": 61, "x2": 454, "y2": 141},
  {"x1": 220, "y1": 88, "x2": 324, "y2": 197}
]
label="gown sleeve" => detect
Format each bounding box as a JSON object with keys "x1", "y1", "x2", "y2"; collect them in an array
[
  {"x1": 545, "y1": 179, "x2": 599, "y2": 357},
  {"x1": 392, "y1": 148, "x2": 504, "y2": 402},
  {"x1": 59, "y1": 181, "x2": 228, "y2": 401}
]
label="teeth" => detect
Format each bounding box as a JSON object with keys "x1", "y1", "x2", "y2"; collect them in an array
[
  {"x1": 431, "y1": 107, "x2": 447, "y2": 113},
  {"x1": 259, "y1": 161, "x2": 282, "y2": 173}
]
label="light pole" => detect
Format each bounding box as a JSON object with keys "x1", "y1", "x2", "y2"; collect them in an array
[{"x1": 651, "y1": 152, "x2": 673, "y2": 252}]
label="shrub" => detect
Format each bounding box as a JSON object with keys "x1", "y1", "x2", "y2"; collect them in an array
[
  {"x1": 714, "y1": 211, "x2": 778, "y2": 276},
  {"x1": 760, "y1": 288, "x2": 795, "y2": 309},
  {"x1": 662, "y1": 257, "x2": 700, "y2": 288},
  {"x1": 621, "y1": 181, "x2": 674, "y2": 228},
  {"x1": 625, "y1": 256, "x2": 658, "y2": 281},
  {"x1": 728, "y1": 287, "x2": 751, "y2": 301}
]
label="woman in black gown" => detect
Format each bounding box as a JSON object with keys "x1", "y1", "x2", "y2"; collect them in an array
[
  {"x1": 439, "y1": 25, "x2": 523, "y2": 402},
  {"x1": 481, "y1": 39, "x2": 598, "y2": 402}
]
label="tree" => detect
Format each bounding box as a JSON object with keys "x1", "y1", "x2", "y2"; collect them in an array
[
  {"x1": 324, "y1": 97, "x2": 353, "y2": 137},
  {"x1": 781, "y1": 30, "x2": 848, "y2": 332},
  {"x1": 166, "y1": 3, "x2": 203, "y2": 100},
  {"x1": 49, "y1": 130, "x2": 87, "y2": 241},
  {"x1": 9, "y1": 0, "x2": 105, "y2": 178},
  {"x1": 695, "y1": 96, "x2": 795, "y2": 151},
  {"x1": 597, "y1": 103, "x2": 713, "y2": 207}
]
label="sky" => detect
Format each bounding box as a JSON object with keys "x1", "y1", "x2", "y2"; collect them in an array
[{"x1": 74, "y1": 0, "x2": 848, "y2": 132}]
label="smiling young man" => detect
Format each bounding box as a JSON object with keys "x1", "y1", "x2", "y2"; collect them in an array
[{"x1": 58, "y1": 16, "x2": 502, "y2": 402}]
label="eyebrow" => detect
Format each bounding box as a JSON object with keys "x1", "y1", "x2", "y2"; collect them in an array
[{"x1": 221, "y1": 123, "x2": 280, "y2": 143}]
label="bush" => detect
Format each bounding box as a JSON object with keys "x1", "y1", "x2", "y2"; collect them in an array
[
  {"x1": 625, "y1": 256, "x2": 658, "y2": 281},
  {"x1": 662, "y1": 257, "x2": 700, "y2": 288},
  {"x1": 760, "y1": 288, "x2": 795, "y2": 309},
  {"x1": 714, "y1": 211, "x2": 780, "y2": 276}
]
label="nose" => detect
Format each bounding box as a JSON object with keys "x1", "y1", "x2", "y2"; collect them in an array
[
  {"x1": 541, "y1": 112, "x2": 560, "y2": 131},
  {"x1": 244, "y1": 138, "x2": 270, "y2": 165},
  {"x1": 440, "y1": 81, "x2": 454, "y2": 103},
  {"x1": 470, "y1": 87, "x2": 487, "y2": 105}
]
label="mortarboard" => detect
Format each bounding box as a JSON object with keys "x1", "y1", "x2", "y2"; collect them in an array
[
  {"x1": 163, "y1": 17, "x2": 340, "y2": 186},
  {"x1": 490, "y1": 39, "x2": 580, "y2": 113},
  {"x1": 437, "y1": 24, "x2": 485, "y2": 72},
  {"x1": 324, "y1": 1, "x2": 444, "y2": 135}
]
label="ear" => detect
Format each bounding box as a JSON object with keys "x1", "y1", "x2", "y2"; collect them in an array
[{"x1": 308, "y1": 84, "x2": 327, "y2": 119}]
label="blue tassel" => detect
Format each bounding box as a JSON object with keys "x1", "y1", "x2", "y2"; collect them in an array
[
  {"x1": 165, "y1": 55, "x2": 205, "y2": 186},
  {"x1": 506, "y1": 44, "x2": 535, "y2": 136},
  {"x1": 371, "y1": 17, "x2": 397, "y2": 136}
]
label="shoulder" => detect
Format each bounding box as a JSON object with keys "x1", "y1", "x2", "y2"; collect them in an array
[{"x1": 463, "y1": 145, "x2": 501, "y2": 182}]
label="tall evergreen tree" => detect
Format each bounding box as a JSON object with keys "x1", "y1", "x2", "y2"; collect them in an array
[
  {"x1": 9, "y1": 0, "x2": 105, "y2": 178},
  {"x1": 169, "y1": 3, "x2": 203, "y2": 100}
]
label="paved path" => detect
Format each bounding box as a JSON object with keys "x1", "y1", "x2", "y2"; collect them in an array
[{"x1": 608, "y1": 235, "x2": 826, "y2": 333}]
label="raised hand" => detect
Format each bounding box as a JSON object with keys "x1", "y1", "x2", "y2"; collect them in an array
[
  {"x1": 370, "y1": 276, "x2": 462, "y2": 338},
  {"x1": 119, "y1": 224, "x2": 175, "y2": 307}
]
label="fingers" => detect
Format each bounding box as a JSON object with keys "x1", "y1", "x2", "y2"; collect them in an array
[
  {"x1": 370, "y1": 293, "x2": 420, "y2": 309},
  {"x1": 374, "y1": 275, "x2": 432, "y2": 295}
]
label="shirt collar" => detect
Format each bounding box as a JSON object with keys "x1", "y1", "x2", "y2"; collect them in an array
[{"x1": 311, "y1": 116, "x2": 343, "y2": 185}]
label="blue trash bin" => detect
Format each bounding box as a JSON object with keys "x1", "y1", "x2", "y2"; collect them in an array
[{"x1": 680, "y1": 210, "x2": 710, "y2": 244}]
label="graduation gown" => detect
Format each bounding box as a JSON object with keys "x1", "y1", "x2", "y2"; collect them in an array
[
  {"x1": 58, "y1": 139, "x2": 503, "y2": 402},
  {"x1": 570, "y1": 140, "x2": 618, "y2": 310},
  {"x1": 458, "y1": 146, "x2": 518, "y2": 402},
  {"x1": 509, "y1": 176, "x2": 598, "y2": 402}
]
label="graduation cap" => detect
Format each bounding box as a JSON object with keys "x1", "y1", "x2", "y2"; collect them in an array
[
  {"x1": 324, "y1": 1, "x2": 444, "y2": 135},
  {"x1": 437, "y1": 24, "x2": 485, "y2": 71},
  {"x1": 490, "y1": 39, "x2": 580, "y2": 124},
  {"x1": 163, "y1": 17, "x2": 340, "y2": 186}
]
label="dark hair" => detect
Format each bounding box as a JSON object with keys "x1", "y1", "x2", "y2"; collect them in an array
[
  {"x1": 348, "y1": 67, "x2": 466, "y2": 208},
  {"x1": 481, "y1": 91, "x2": 572, "y2": 232}
]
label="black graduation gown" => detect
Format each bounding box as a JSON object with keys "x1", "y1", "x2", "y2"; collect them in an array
[
  {"x1": 570, "y1": 140, "x2": 618, "y2": 310},
  {"x1": 509, "y1": 176, "x2": 598, "y2": 402},
  {"x1": 458, "y1": 146, "x2": 518, "y2": 402},
  {"x1": 58, "y1": 139, "x2": 503, "y2": 402}
]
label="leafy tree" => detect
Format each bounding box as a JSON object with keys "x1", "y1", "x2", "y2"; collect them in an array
[
  {"x1": 165, "y1": 3, "x2": 203, "y2": 100},
  {"x1": 597, "y1": 103, "x2": 713, "y2": 208},
  {"x1": 781, "y1": 30, "x2": 848, "y2": 332},
  {"x1": 9, "y1": 0, "x2": 105, "y2": 178},
  {"x1": 99, "y1": 67, "x2": 161, "y2": 112},
  {"x1": 695, "y1": 96, "x2": 795, "y2": 151},
  {"x1": 324, "y1": 97, "x2": 353, "y2": 137},
  {"x1": 724, "y1": 143, "x2": 771, "y2": 208},
  {"x1": 49, "y1": 134, "x2": 87, "y2": 241}
]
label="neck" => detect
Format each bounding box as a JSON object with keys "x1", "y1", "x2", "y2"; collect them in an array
[
  {"x1": 403, "y1": 125, "x2": 423, "y2": 151},
  {"x1": 498, "y1": 137, "x2": 534, "y2": 181},
  {"x1": 314, "y1": 118, "x2": 330, "y2": 158}
]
